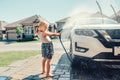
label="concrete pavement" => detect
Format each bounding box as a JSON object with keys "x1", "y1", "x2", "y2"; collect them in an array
[{"x1": 0, "y1": 41, "x2": 41, "y2": 52}]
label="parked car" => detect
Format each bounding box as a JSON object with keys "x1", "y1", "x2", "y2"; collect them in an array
[
  {"x1": 0, "y1": 32, "x2": 2, "y2": 40},
  {"x1": 70, "y1": 24, "x2": 120, "y2": 57},
  {"x1": 64, "y1": 18, "x2": 120, "y2": 67}
]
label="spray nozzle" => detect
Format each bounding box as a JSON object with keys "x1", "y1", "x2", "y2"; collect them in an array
[{"x1": 57, "y1": 29, "x2": 63, "y2": 32}]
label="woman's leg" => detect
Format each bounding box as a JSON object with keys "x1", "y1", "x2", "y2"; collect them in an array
[{"x1": 42, "y1": 58, "x2": 47, "y2": 73}]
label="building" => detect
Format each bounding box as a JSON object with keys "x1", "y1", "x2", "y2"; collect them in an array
[
  {"x1": 0, "y1": 21, "x2": 8, "y2": 40},
  {"x1": 5, "y1": 15, "x2": 51, "y2": 40}
]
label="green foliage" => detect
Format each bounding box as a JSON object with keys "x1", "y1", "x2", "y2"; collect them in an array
[{"x1": 16, "y1": 26, "x2": 23, "y2": 35}]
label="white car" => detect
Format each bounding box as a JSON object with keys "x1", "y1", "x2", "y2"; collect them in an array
[{"x1": 70, "y1": 24, "x2": 120, "y2": 65}]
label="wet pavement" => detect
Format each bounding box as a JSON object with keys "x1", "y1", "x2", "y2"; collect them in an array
[{"x1": 71, "y1": 56, "x2": 120, "y2": 80}]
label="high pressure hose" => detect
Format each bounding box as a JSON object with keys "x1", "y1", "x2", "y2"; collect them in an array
[{"x1": 58, "y1": 30, "x2": 73, "y2": 63}]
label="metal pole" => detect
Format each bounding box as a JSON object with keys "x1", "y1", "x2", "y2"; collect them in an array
[
  {"x1": 96, "y1": 0, "x2": 104, "y2": 24},
  {"x1": 111, "y1": 4, "x2": 118, "y2": 22}
]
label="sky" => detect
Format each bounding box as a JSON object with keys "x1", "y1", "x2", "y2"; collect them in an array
[{"x1": 0, "y1": 0, "x2": 120, "y2": 23}]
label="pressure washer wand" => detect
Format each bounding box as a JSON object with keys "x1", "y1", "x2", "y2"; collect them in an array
[{"x1": 58, "y1": 30, "x2": 73, "y2": 63}]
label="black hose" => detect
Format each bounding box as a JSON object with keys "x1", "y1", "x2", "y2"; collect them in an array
[{"x1": 58, "y1": 35, "x2": 73, "y2": 63}]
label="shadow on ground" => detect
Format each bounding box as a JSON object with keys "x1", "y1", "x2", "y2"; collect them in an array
[
  {"x1": 0, "y1": 76, "x2": 12, "y2": 80},
  {"x1": 0, "y1": 40, "x2": 17, "y2": 44},
  {"x1": 22, "y1": 74, "x2": 42, "y2": 80}
]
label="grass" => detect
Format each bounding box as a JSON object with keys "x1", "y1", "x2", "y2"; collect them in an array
[{"x1": 0, "y1": 50, "x2": 40, "y2": 67}]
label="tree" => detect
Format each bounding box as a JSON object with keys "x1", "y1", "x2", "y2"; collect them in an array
[{"x1": 16, "y1": 26, "x2": 23, "y2": 40}]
